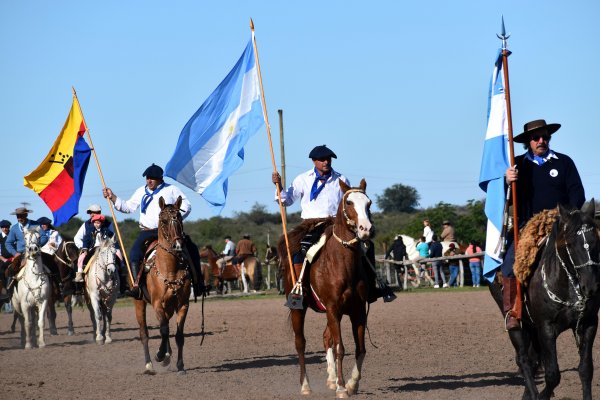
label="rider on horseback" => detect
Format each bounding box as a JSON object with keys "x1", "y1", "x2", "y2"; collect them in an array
[
  {"x1": 103, "y1": 164, "x2": 205, "y2": 300},
  {"x1": 272, "y1": 145, "x2": 395, "y2": 303},
  {"x1": 75, "y1": 214, "x2": 123, "y2": 282},
  {"x1": 502, "y1": 119, "x2": 585, "y2": 330},
  {"x1": 2, "y1": 207, "x2": 39, "y2": 300},
  {"x1": 0, "y1": 219, "x2": 12, "y2": 302}
]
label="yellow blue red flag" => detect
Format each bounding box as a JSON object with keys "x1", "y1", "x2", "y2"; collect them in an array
[{"x1": 24, "y1": 96, "x2": 91, "y2": 226}]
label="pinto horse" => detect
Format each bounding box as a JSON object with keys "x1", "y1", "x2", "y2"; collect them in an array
[
  {"x1": 43, "y1": 240, "x2": 79, "y2": 336},
  {"x1": 135, "y1": 196, "x2": 191, "y2": 375},
  {"x1": 490, "y1": 201, "x2": 600, "y2": 400},
  {"x1": 279, "y1": 179, "x2": 373, "y2": 397},
  {"x1": 200, "y1": 246, "x2": 260, "y2": 294}
]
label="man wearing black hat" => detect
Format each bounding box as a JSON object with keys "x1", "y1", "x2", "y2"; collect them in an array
[
  {"x1": 272, "y1": 145, "x2": 396, "y2": 303},
  {"x1": 502, "y1": 119, "x2": 585, "y2": 330},
  {"x1": 0, "y1": 220, "x2": 12, "y2": 301},
  {"x1": 103, "y1": 163, "x2": 204, "y2": 299}
]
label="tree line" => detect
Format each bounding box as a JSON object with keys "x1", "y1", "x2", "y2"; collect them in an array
[{"x1": 57, "y1": 183, "x2": 487, "y2": 257}]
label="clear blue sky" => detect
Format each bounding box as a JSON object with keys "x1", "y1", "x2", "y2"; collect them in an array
[{"x1": 1, "y1": 1, "x2": 599, "y2": 224}]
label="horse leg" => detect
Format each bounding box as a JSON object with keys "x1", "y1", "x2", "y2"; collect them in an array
[
  {"x1": 104, "y1": 305, "x2": 114, "y2": 344},
  {"x1": 577, "y1": 316, "x2": 598, "y2": 400},
  {"x1": 154, "y1": 309, "x2": 171, "y2": 367},
  {"x1": 135, "y1": 300, "x2": 155, "y2": 374},
  {"x1": 64, "y1": 295, "x2": 74, "y2": 336},
  {"x1": 537, "y1": 326, "x2": 560, "y2": 400},
  {"x1": 37, "y1": 300, "x2": 48, "y2": 348},
  {"x1": 11, "y1": 309, "x2": 18, "y2": 333},
  {"x1": 326, "y1": 310, "x2": 347, "y2": 398},
  {"x1": 346, "y1": 306, "x2": 367, "y2": 395},
  {"x1": 23, "y1": 304, "x2": 33, "y2": 349},
  {"x1": 174, "y1": 303, "x2": 189, "y2": 374},
  {"x1": 89, "y1": 295, "x2": 103, "y2": 344},
  {"x1": 291, "y1": 308, "x2": 311, "y2": 395},
  {"x1": 323, "y1": 326, "x2": 337, "y2": 390},
  {"x1": 506, "y1": 328, "x2": 538, "y2": 400},
  {"x1": 47, "y1": 296, "x2": 58, "y2": 336},
  {"x1": 241, "y1": 265, "x2": 249, "y2": 293}
]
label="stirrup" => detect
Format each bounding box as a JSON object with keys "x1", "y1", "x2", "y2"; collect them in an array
[
  {"x1": 125, "y1": 286, "x2": 143, "y2": 300},
  {"x1": 504, "y1": 310, "x2": 521, "y2": 331}
]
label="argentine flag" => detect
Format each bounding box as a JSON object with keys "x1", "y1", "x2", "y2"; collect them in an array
[
  {"x1": 166, "y1": 37, "x2": 264, "y2": 213},
  {"x1": 479, "y1": 49, "x2": 510, "y2": 281}
]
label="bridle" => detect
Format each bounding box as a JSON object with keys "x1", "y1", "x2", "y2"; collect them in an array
[
  {"x1": 539, "y1": 216, "x2": 600, "y2": 344},
  {"x1": 332, "y1": 188, "x2": 370, "y2": 248},
  {"x1": 158, "y1": 207, "x2": 184, "y2": 256},
  {"x1": 54, "y1": 241, "x2": 77, "y2": 268},
  {"x1": 93, "y1": 242, "x2": 118, "y2": 303}
]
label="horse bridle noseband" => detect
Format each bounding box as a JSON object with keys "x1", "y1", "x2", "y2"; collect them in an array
[
  {"x1": 332, "y1": 188, "x2": 370, "y2": 248},
  {"x1": 158, "y1": 209, "x2": 184, "y2": 256}
]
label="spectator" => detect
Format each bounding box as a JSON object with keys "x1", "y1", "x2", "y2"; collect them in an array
[
  {"x1": 444, "y1": 243, "x2": 462, "y2": 287},
  {"x1": 0, "y1": 220, "x2": 12, "y2": 302},
  {"x1": 386, "y1": 235, "x2": 408, "y2": 286},
  {"x1": 440, "y1": 220, "x2": 456, "y2": 242},
  {"x1": 429, "y1": 235, "x2": 447, "y2": 288},
  {"x1": 422, "y1": 219, "x2": 434, "y2": 243},
  {"x1": 465, "y1": 240, "x2": 483, "y2": 287}
]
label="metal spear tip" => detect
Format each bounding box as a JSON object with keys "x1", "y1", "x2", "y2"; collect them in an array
[
  {"x1": 496, "y1": 15, "x2": 510, "y2": 41},
  {"x1": 250, "y1": 18, "x2": 255, "y2": 30}
]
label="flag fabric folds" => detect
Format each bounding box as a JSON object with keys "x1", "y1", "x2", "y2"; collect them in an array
[
  {"x1": 479, "y1": 49, "x2": 510, "y2": 281},
  {"x1": 165, "y1": 37, "x2": 264, "y2": 213},
  {"x1": 24, "y1": 97, "x2": 91, "y2": 226}
]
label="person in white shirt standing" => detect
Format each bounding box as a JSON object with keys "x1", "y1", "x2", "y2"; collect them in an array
[
  {"x1": 272, "y1": 145, "x2": 395, "y2": 303},
  {"x1": 103, "y1": 163, "x2": 204, "y2": 299}
]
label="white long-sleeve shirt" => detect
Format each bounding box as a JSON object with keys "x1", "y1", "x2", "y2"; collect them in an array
[
  {"x1": 275, "y1": 168, "x2": 349, "y2": 219},
  {"x1": 114, "y1": 183, "x2": 191, "y2": 229}
]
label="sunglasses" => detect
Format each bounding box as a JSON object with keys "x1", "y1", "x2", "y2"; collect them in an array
[{"x1": 530, "y1": 134, "x2": 550, "y2": 142}]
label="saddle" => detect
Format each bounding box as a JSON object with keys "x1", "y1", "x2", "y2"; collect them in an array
[{"x1": 514, "y1": 208, "x2": 559, "y2": 285}]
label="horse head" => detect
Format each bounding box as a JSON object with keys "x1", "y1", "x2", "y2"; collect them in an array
[
  {"x1": 159, "y1": 196, "x2": 185, "y2": 253},
  {"x1": 338, "y1": 179, "x2": 373, "y2": 241},
  {"x1": 265, "y1": 245, "x2": 278, "y2": 263},
  {"x1": 24, "y1": 227, "x2": 41, "y2": 258},
  {"x1": 95, "y1": 236, "x2": 118, "y2": 282},
  {"x1": 556, "y1": 200, "x2": 600, "y2": 298}
]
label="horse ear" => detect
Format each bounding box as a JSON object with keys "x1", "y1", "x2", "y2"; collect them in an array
[
  {"x1": 176, "y1": 196, "x2": 182, "y2": 210},
  {"x1": 582, "y1": 198, "x2": 596, "y2": 219},
  {"x1": 359, "y1": 178, "x2": 367, "y2": 192},
  {"x1": 558, "y1": 203, "x2": 570, "y2": 220},
  {"x1": 339, "y1": 179, "x2": 350, "y2": 193},
  {"x1": 159, "y1": 196, "x2": 165, "y2": 210}
]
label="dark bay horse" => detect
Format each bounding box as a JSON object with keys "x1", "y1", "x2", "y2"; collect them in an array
[
  {"x1": 490, "y1": 201, "x2": 600, "y2": 400},
  {"x1": 279, "y1": 179, "x2": 373, "y2": 397},
  {"x1": 200, "y1": 245, "x2": 260, "y2": 294},
  {"x1": 264, "y1": 245, "x2": 283, "y2": 294},
  {"x1": 43, "y1": 240, "x2": 79, "y2": 336},
  {"x1": 135, "y1": 196, "x2": 191, "y2": 375}
]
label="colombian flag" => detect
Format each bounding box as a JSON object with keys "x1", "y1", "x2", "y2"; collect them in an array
[{"x1": 24, "y1": 97, "x2": 91, "y2": 226}]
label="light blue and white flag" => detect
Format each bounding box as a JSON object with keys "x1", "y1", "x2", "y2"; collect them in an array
[
  {"x1": 166, "y1": 37, "x2": 264, "y2": 213},
  {"x1": 479, "y1": 49, "x2": 510, "y2": 281}
]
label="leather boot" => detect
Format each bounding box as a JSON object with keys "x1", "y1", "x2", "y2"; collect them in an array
[
  {"x1": 125, "y1": 262, "x2": 143, "y2": 300},
  {"x1": 502, "y1": 277, "x2": 520, "y2": 331}
]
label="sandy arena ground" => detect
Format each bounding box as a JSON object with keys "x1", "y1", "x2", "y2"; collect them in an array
[{"x1": 1, "y1": 289, "x2": 599, "y2": 400}]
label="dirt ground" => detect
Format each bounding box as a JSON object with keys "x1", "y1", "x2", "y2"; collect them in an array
[{"x1": 1, "y1": 288, "x2": 599, "y2": 400}]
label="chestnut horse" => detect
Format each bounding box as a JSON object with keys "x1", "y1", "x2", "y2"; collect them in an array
[
  {"x1": 135, "y1": 196, "x2": 191, "y2": 375},
  {"x1": 489, "y1": 201, "x2": 600, "y2": 400},
  {"x1": 279, "y1": 179, "x2": 373, "y2": 397},
  {"x1": 200, "y1": 246, "x2": 260, "y2": 294}
]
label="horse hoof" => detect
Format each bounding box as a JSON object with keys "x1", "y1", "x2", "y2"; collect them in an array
[
  {"x1": 346, "y1": 383, "x2": 359, "y2": 396},
  {"x1": 38, "y1": 342, "x2": 46, "y2": 349},
  {"x1": 327, "y1": 380, "x2": 337, "y2": 390},
  {"x1": 24, "y1": 344, "x2": 32, "y2": 350},
  {"x1": 161, "y1": 355, "x2": 171, "y2": 367},
  {"x1": 300, "y1": 388, "x2": 312, "y2": 395},
  {"x1": 105, "y1": 337, "x2": 112, "y2": 344},
  {"x1": 50, "y1": 329, "x2": 58, "y2": 336},
  {"x1": 177, "y1": 370, "x2": 186, "y2": 376},
  {"x1": 67, "y1": 330, "x2": 74, "y2": 336},
  {"x1": 143, "y1": 363, "x2": 155, "y2": 375},
  {"x1": 335, "y1": 389, "x2": 349, "y2": 399}
]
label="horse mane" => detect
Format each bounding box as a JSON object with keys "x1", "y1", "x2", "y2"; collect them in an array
[{"x1": 514, "y1": 208, "x2": 559, "y2": 285}]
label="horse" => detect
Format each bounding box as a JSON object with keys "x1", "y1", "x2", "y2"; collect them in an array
[
  {"x1": 264, "y1": 245, "x2": 283, "y2": 294},
  {"x1": 489, "y1": 201, "x2": 600, "y2": 400},
  {"x1": 397, "y1": 234, "x2": 460, "y2": 287},
  {"x1": 11, "y1": 228, "x2": 52, "y2": 349},
  {"x1": 43, "y1": 240, "x2": 79, "y2": 336},
  {"x1": 279, "y1": 178, "x2": 373, "y2": 397},
  {"x1": 199, "y1": 245, "x2": 260, "y2": 294},
  {"x1": 136, "y1": 196, "x2": 191, "y2": 375},
  {"x1": 85, "y1": 236, "x2": 120, "y2": 344}
]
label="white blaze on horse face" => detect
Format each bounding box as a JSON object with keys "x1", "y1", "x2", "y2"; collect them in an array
[{"x1": 347, "y1": 192, "x2": 372, "y2": 240}]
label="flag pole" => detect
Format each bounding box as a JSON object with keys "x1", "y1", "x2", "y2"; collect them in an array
[
  {"x1": 497, "y1": 18, "x2": 522, "y2": 319},
  {"x1": 71, "y1": 87, "x2": 134, "y2": 286},
  {"x1": 249, "y1": 19, "x2": 297, "y2": 286}
]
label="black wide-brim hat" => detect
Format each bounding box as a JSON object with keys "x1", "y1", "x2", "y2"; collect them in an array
[
  {"x1": 513, "y1": 119, "x2": 561, "y2": 144},
  {"x1": 37, "y1": 217, "x2": 54, "y2": 229},
  {"x1": 0, "y1": 219, "x2": 11, "y2": 228},
  {"x1": 308, "y1": 145, "x2": 337, "y2": 159},
  {"x1": 142, "y1": 163, "x2": 164, "y2": 178}
]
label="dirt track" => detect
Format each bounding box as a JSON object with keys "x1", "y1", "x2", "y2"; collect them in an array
[{"x1": 1, "y1": 289, "x2": 599, "y2": 400}]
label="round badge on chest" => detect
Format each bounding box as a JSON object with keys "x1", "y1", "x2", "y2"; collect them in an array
[{"x1": 549, "y1": 169, "x2": 558, "y2": 177}]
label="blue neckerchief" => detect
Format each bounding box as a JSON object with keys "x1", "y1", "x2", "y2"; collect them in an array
[
  {"x1": 310, "y1": 168, "x2": 331, "y2": 201},
  {"x1": 39, "y1": 229, "x2": 50, "y2": 246},
  {"x1": 525, "y1": 149, "x2": 557, "y2": 166},
  {"x1": 141, "y1": 182, "x2": 165, "y2": 214}
]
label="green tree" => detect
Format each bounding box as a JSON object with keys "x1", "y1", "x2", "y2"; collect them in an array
[{"x1": 376, "y1": 183, "x2": 420, "y2": 213}]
